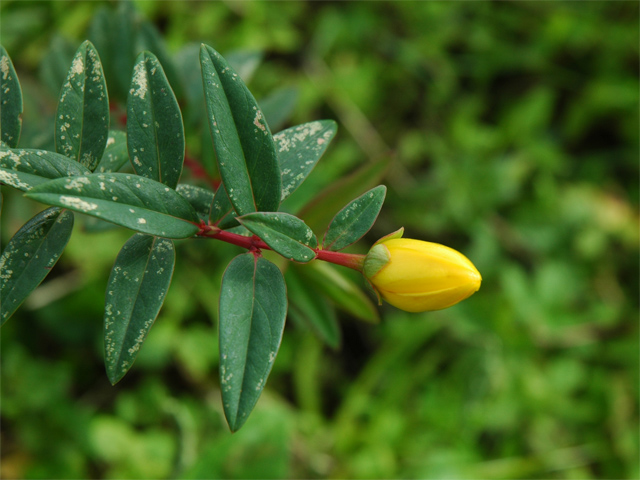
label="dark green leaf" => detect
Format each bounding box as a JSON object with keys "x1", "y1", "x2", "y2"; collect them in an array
[
  {"x1": 112, "y1": 3, "x2": 141, "y2": 100},
  {"x1": 127, "y1": 51, "x2": 185, "y2": 189},
  {"x1": 0, "y1": 207, "x2": 74, "y2": 324},
  {"x1": 95, "y1": 130, "x2": 129, "y2": 173},
  {"x1": 276, "y1": 120, "x2": 337, "y2": 202},
  {"x1": 0, "y1": 148, "x2": 91, "y2": 192},
  {"x1": 219, "y1": 253, "x2": 287, "y2": 431},
  {"x1": 323, "y1": 185, "x2": 387, "y2": 251},
  {"x1": 25, "y1": 173, "x2": 199, "y2": 239},
  {"x1": 1, "y1": 46, "x2": 23, "y2": 148},
  {"x1": 210, "y1": 184, "x2": 233, "y2": 224},
  {"x1": 296, "y1": 261, "x2": 379, "y2": 323},
  {"x1": 55, "y1": 40, "x2": 109, "y2": 171},
  {"x1": 287, "y1": 266, "x2": 340, "y2": 349},
  {"x1": 104, "y1": 234, "x2": 175, "y2": 384},
  {"x1": 200, "y1": 44, "x2": 281, "y2": 215},
  {"x1": 237, "y1": 212, "x2": 317, "y2": 263},
  {"x1": 176, "y1": 183, "x2": 214, "y2": 222},
  {"x1": 260, "y1": 87, "x2": 298, "y2": 133}
]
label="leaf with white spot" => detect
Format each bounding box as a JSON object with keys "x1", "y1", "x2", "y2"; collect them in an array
[
  {"x1": 176, "y1": 183, "x2": 214, "y2": 222},
  {"x1": 1, "y1": 207, "x2": 74, "y2": 324},
  {"x1": 200, "y1": 44, "x2": 281, "y2": 215},
  {"x1": 0, "y1": 46, "x2": 23, "y2": 148},
  {"x1": 219, "y1": 253, "x2": 287, "y2": 432},
  {"x1": 275, "y1": 120, "x2": 337, "y2": 202},
  {"x1": 104, "y1": 234, "x2": 175, "y2": 384},
  {"x1": 323, "y1": 185, "x2": 387, "y2": 252},
  {"x1": 55, "y1": 40, "x2": 109, "y2": 172},
  {"x1": 0, "y1": 148, "x2": 91, "y2": 192},
  {"x1": 25, "y1": 173, "x2": 199, "y2": 239},
  {"x1": 127, "y1": 51, "x2": 184, "y2": 189},
  {"x1": 95, "y1": 130, "x2": 129, "y2": 173},
  {"x1": 237, "y1": 212, "x2": 317, "y2": 263}
]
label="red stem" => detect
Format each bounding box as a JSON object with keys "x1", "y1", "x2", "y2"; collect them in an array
[{"x1": 198, "y1": 224, "x2": 366, "y2": 272}]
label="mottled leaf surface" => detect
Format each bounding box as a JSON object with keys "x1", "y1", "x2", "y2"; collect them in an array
[
  {"x1": 237, "y1": 212, "x2": 317, "y2": 263},
  {"x1": 127, "y1": 51, "x2": 184, "y2": 189},
  {"x1": 0, "y1": 208, "x2": 74, "y2": 324},
  {"x1": 200, "y1": 44, "x2": 281, "y2": 215},
  {"x1": 0, "y1": 46, "x2": 23, "y2": 148},
  {"x1": 219, "y1": 253, "x2": 287, "y2": 431},
  {"x1": 176, "y1": 183, "x2": 214, "y2": 222},
  {"x1": 55, "y1": 40, "x2": 109, "y2": 171},
  {"x1": 95, "y1": 130, "x2": 129, "y2": 173},
  {"x1": 276, "y1": 120, "x2": 337, "y2": 202},
  {"x1": 323, "y1": 185, "x2": 387, "y2": 251},
  {"x1": 104, "y1": 234, "x2": 175, "y2": 384},
  {"x1": 0, "y1": 148, "x2": 91, "y2": 192},
  {"x1": 25, "y1": 173, "x2": 199, "y2": 239}
]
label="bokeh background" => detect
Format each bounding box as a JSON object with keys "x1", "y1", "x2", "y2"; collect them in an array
[{"x1": 1, "y1": 1, "x2": 638, "y2": 478}]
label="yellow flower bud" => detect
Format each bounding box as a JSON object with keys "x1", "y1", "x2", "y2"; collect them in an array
[{"x1": 364, "y1": 238, "x2": 481, "y2": 312}]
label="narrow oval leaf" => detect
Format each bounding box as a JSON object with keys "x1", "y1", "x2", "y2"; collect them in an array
[
  {"x1": 127, "y1": 51, "x2": 184, "y2": 189},
  {"x1": 323, "y1": 185, "x2": 387, "y2": 251},
  {"x1": 0, "y1": 148, "x2": 91, "y2": 192},
  {"x1": 1, "y1": 208, "x2": 74, "y2": 324},
  {"x1": 276, "y1": 120, "x2": 337, "y2": 201},
  {"x1": 219, "y1": 253, "x2": 287, "y2": 431},
  {"x1": 25, "y1": 173, "x2": 199, "y2": 239},
  {"x1": 0, "y1": 46, "x2": 23, "y2": 148},
  {"x1": 176, "y1": 183, "x2": 214, "y2": 222},
  {"x1": 95, "y1": 130, "x2": 129, "y2": 173},
  {"x1": 237, "y1": 212, "x2": 317, "y2": 263},
  {"x1": 200, "y1": 44, "x2": 281, "y2": 215},
  {"x1": 55, "y1": 40, "x2": 109, "y2": 171},
  {"x1": 104, "y1": 234, "x2": 175, "y2": 384},
  {"x1": 286, "y1": 266, "x2": 340, "y2": 349}
]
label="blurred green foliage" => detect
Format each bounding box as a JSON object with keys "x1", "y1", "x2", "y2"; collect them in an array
[{"x1": 1, "y1": 1, "x2": 638, "y2": 478}]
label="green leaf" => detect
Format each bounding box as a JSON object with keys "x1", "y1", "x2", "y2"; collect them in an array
[
  {"x1": 1, "y1": 46, "x2": 23, "y2": 148},
  {"x1": 176, "y1": 184, "x2": 214, "y2": 222},
  {"x1": 210, "y1": 184, "x2": 233, "y2": 224},
  {"x1": 286, "y1": 266, "x2": 340, "y2": 349},
  {"x1": 295, "y1": 261, "x2": 379, "y2": 323},
  {"x1": 25, "y1": 173, "x2": 199, "y2": 239},
  {"x1": 200, "y1": 44, "x2": 281, "y2": 215},
  {"x1": 0, "y1": 207, "x2": 74, "y2": 324},
  {"x1": 104, "y1": 234, "x2": 175, "y2": 384},
  {"x1": 127, "y1": 51, "x2": 185, "y2": 189},
  {"x1": 219, "y1": 253, "x2": 287, "y2": 431},
  {"x1": 276, "y1": 120, "x2": 337, "y2": 202},
  {"x1": 95, "y1": 130, "x2": 129, "y2": 173},
  {"x1": 237, "y1": 212, "x2": 317, "y2": 263},
  {"x1": 55, "y1": 40, "x2": 109, "y2": 171},
  {"x1": 260, "y1": 87, "x2": 298, "y2": 133},
  {"x1": 323, "y1": 185, "x2": 387, "y2": 251},
  {"x1": 0, "y1": 148, "x2": 91, "y2": 192}
]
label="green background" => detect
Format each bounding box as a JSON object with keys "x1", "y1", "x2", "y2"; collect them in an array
[{"x1": 1, "y1": 1, "x2": 638, "y2": 478}]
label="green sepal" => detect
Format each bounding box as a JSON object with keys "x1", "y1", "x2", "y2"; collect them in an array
[
  {"x1": 373, "y1": 227, "x2": 404, "y2": 247},
  {"x1": 363, "y1": 243, "x2": 391, "y2": 280}
]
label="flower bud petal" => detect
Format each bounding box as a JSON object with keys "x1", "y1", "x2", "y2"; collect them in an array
[{"x1": 364, "y1": 238, "x2": 481, "y2": 312}]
